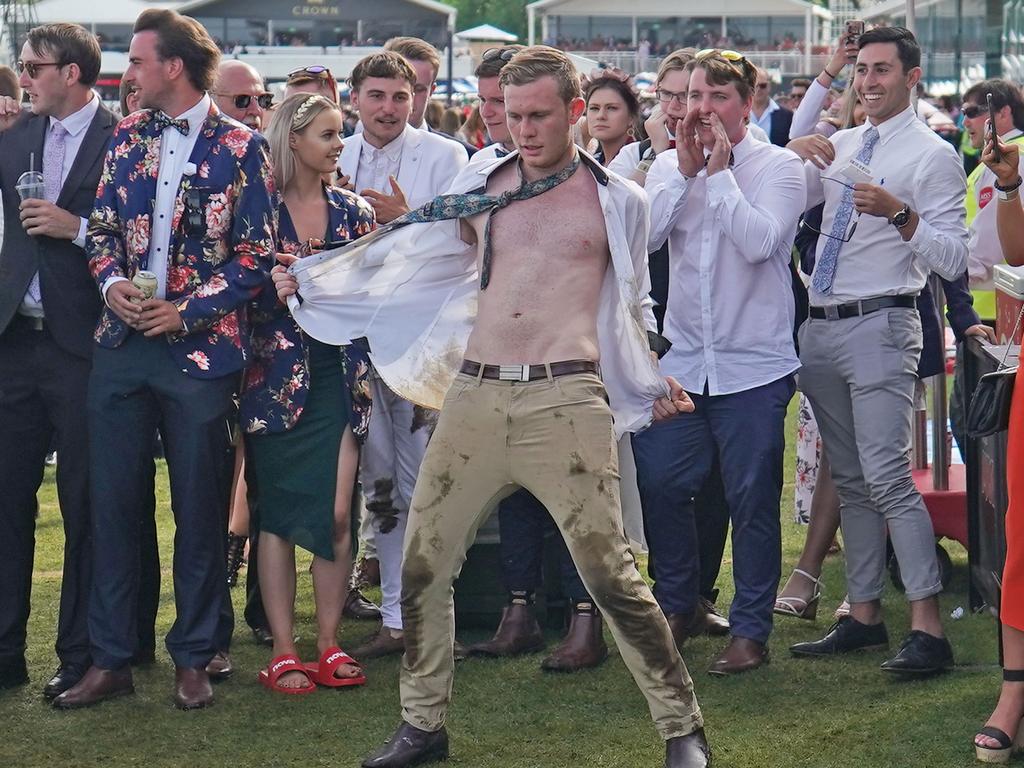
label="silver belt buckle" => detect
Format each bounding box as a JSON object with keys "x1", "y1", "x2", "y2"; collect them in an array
[
  {"x1": 824, "y1": 304, "x2": 840, "y2": 321},
  {"x1": 498, "y1": 364, "x2": 531, "y2": 382}
]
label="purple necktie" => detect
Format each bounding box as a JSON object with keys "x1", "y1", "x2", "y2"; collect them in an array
[{"x1": 25, "y1": 123, "x2": 67, "y2": 307}]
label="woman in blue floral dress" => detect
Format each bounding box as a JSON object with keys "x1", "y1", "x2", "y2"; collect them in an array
[{"x1": 240, "y1": 94, "x2": 374, "y2": 693}]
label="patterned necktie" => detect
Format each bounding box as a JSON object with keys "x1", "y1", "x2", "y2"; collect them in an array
[
  {"x1": 811, "y1": 126, "x2": 880, "y2": 295},
  {"x1": 25, "y1": 123, "x2": 68, "y2": 306},
  {"x1": 152, "y1": 112, "x2": 190, "y2": 135},
  {"x1": 392, "y1": 153, "x2": 581, "y2": 289}
]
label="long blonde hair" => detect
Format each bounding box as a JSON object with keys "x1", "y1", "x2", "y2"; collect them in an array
[{"x1": 265, "y1": 92, "x2": 339, "y2": 192}]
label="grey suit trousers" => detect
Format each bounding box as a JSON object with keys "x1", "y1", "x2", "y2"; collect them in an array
[{"x1": 798, "y1": 307, "x2": 942, "y2": 603}]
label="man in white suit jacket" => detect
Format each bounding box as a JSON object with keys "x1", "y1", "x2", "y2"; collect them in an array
[{"x1": 338, "y1": 52, "x2": 467, "y2": 659}]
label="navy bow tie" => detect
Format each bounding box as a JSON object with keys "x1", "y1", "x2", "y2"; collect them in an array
[{"x1": 152, "y1": 112, "x2": 189, "y2": 136}]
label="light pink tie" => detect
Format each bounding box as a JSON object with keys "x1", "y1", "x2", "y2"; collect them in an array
[{"x1": 25, "y1": 123, "x2": 67, "y2": 306}]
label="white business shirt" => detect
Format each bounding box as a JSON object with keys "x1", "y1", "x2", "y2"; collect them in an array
[
  {"x1": 102, "y1": 94, "x2": 211, "y2": 303},
  {"x1": 20, "y1": 94, "x2": 98, "y2": 317},
  {"x1": 804, "y1": 104, "x2": 969, "y2": 305},
  {"x1": 646, "y1": 131, "x2": 805, "y2": 395},
  {"x1": 352, "y1": 128, "x2": 405, "y2": 194},
  {"x1": 751, "y1": 99, "x2": 780, "y2": 136}
]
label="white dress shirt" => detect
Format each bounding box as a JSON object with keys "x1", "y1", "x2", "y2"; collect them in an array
[
  {"x1": 789, "y1": 78, "x2": 830, "y2": 140},
  {"x1": 353, "y1": 128, "x2": 405, "y2": 193},
  {"x1": 646, "y1": 131, "x2": 805, "y2": 395},
  {"x1": 751, "y1": 99, "x2": 780, "y2": 136},
  {"x1": 102, "y1": 94, "x2": 211, "y2": 303},
  {"x1": 804, "y1": 105, "x2": 969, "y2": 305},
  {"x1": 20, "y1": 93, "x2": 99, "y2": 317}
]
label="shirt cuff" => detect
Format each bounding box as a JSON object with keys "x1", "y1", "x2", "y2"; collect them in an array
[
  {"x1": 101, "y1": 275, "x2": 129, "y2": 307},
  {"x1": 72, "y1": 217, "x2": 87, "y2": 248}
]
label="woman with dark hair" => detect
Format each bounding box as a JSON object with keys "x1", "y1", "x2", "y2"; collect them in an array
[{"x1": 585, "y1": 74, "x2": 639, "y2": 166}]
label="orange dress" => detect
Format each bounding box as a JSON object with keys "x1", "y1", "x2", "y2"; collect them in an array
[{"x1": 1003, "y1": 365, "x2": 1024, "y2": 631}]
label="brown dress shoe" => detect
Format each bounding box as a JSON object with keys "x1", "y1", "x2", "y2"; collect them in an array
[
  {"x1": 205, "y1": 651, "x2": 233, "y2": 681},
  {"x1": 352, "y1": 627, "x2": 405, "y2": 660},
  {"x1": 541, "y1": 604, "x2": 608, "y2": 672},
  {"x1": 174, "y1": 667, "x2": 213, "y2": 710},
  {"x1": 708, "y1": 637, "x2": 769, "y2": 676},
  {"x1": 467, "y1": 601, "x2": 544, "y2": 658},
  {"x1": 699, "y1": 598, "x2": 731, "y2": 637},
  {"x1": 344, "y1": 589, "x2": 383, "y2": 621},
  {"x1": 52, "y1": 665, "x2": 134, "y2": 709}
]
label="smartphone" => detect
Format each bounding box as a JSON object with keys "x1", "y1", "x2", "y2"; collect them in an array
[
  {"x1": 988, "y1": 92, "x2": 1001, "y2": 161},
  {"x1": 845, "y1": 19, "x2": 865, "y2": 51}
]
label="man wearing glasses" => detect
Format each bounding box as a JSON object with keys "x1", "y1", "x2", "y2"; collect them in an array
[
  {"x1": 751, "y1": 67, "x2": 793, "y2": 146},
  {"x1": 212, "y1": 60, "x2": 271, "y2": 131},
  {"x1": 0, "y1": 22, "x2": 117, "y2": 699},
  {"x1": 789, "y1": 27, "x2": 965, "y2": 675},
  {"x1": 635, "y1": 48, "x2": 804, "y2": 676}
]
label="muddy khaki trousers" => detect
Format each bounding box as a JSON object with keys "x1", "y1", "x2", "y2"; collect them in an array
[{"x1": 398, "y1": 369, "x2": 703, "y2": 739}]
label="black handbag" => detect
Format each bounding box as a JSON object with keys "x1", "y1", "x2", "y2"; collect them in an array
[{"x1": 967, "y1": 307, "x2": 1023, "y2": 438}]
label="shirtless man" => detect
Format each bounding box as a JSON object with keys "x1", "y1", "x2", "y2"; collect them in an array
[{"x1": 277, "y1": 46, "x2": 709, "y2": 768}]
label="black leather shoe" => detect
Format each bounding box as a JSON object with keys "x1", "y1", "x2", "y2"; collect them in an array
[
  {"x1": 0, "y1": 658, "x2": 28, "y2": 690},
  {"x1": 362, "y1": 722, "x2": 450, "y2": 767},
  {"x1": 42, "y1": 663, "x2": 87, "y2": 700},
  {"x1": 665, "y1": 728, "x2": 712, "y2": 768},
  {"x1": 251, "y1": 626, "x2": 273, "y2": 647},
  {"x1": 880, "y1": 630, "x2": 954, "y2": 676},
  {"x1": 789, "y1": 616, "x2": 889, "y2": 658},
  {"x1": 344, "y1": 589, "x2": 383, "y2": 621}
]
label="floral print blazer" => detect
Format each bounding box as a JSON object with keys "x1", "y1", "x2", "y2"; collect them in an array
[
  {"x1": 87, "y1": 104, "x2": 277, "y2": 379},
  {"x1": 241, "y1": 185, "x2": 375, "y2": 435}
]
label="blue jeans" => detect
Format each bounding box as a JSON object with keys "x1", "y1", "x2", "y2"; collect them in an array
[{"x1": 632, "y1": 375, "x2": 795, "y2": 644}]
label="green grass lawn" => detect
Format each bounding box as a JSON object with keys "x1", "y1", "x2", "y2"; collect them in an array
[{"x1": 0, "y1": 410, "x2": 1004, "y2": 768}]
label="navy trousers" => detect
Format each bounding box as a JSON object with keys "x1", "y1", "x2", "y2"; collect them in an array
[
  {"x1": 498, "y1": 489, "x2": 591, "y2": 603},
  {"x1": 87, "y1": 333, "x2": 236, "y2": 670},
  {"x1": 633, "y1": 375, "x2": 795, "y2": 644}
]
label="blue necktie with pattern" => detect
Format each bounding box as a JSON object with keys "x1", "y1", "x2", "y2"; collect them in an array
[{"x1": 811, "y1": 126, "x2": 880, "y2": 295}]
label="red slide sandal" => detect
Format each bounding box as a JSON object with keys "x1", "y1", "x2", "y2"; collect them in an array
[
  {"x1": 258, "y1": 653, "x2": 316, "y2": 695},
  {"x1": 305, "y1": 646, "x2": 366, "y2": 688}
]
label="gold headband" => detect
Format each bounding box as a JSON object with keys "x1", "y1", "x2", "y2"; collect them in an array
[{"x1": 292, "y1": 94, "x2": 321, "y2": 128}]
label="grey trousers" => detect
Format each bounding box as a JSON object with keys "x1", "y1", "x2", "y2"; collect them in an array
[{"x1": 798, "y1": 308, "x2": 942, "y2": 603}]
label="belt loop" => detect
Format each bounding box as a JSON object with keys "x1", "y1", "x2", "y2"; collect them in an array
[
  {"x1": 543, "y1": 362, "x2": 553, "y2": 382},
  {"x1": 475, "y1": 361, "x2": 486, "y2": 384}
]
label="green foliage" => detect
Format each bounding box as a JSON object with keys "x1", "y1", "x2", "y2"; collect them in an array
[{"x1": 452, "y1": 0, "x2": 530, "y2": 41}]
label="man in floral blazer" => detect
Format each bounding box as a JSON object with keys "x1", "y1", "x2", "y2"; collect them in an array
[{"x1": 54, "y1": 9, "x2": 276, "y2": 712}]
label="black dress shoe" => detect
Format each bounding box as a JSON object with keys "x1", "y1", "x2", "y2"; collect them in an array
[
  {"x1": 251, "y1": 626, "x2": 273, "y2": 647},
  {"x1": 665, "y1": 728, "x2": 712, "y2": 768},
  {"x1": 42, "y1": 663, "x2": 87, "y2": 700},
  {"x1": 790, "y1": 616, "x2": 889, "y2": 658},
  {"x1": 362, "y1": 722, "x2": 449, "y2": 767},
  {"x1": 880, "y1": 630, "x2": 954, "y2": 676},
  {"x1": 0, "y1": 658, "x2": 28, "y2": 690}
]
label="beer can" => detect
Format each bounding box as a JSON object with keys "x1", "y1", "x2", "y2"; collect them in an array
[{"x1": 131, "y1": 270, "x2": 158, "y2": 302}]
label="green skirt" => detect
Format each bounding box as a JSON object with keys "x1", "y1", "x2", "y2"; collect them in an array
[{"x1": 248, "y1": 338, "x2": 353, "y2": 560}]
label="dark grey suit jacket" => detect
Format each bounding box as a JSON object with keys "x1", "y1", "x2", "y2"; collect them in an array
[{"x1": 0, "y1": 102, "x2": 117, "y2": 359}]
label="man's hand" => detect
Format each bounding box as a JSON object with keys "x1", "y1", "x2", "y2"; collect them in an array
[
  {"x1": 852, "y1": 183, "x2": 904, "y2": 220},
  {"x1": 965, "y1": 323, "x2": 997, "y2": 344},
  {"x1": 675, "y1": 108, "x2": 704, "y2": 179},
  {"x1": 360, "y1": 175, "x2": 410, "y2": 223},
  {"x1": 20, "y1": 200, "x2": 81, "y2": 239},
  {"x1": 982, "y1": 133, "x2": 1021, "y2": 188},
  {"x1": 826, "y1": 32, "x2": 860, "y2": 75},
  {"x1": 106, "y1": 280, "x2": 144, "y2": 327},
  {"x1": 787, "y1": 134, "x2": 836, "y2": 169},
  {"x1": 272, "y1": 252, "x2": 299, "y2": 302},
  {"x1": 705, "y1": 113, "x2": 732, "y2": 176},
  {"x1": 0, "y1": 96, "x2": 20, "y2": 131},
  {"x1": 137, "y1": 299, "x2": 184, "y2": 337},
  {"x1": 336, "y1": 172, "x2": 354, "y2": 191},
  {"x1": 653, "y1": 376, "x2": 695, "y2": 421},
  {"x1": 644, "y1": 105, "x2": 672, "y2": 154}
]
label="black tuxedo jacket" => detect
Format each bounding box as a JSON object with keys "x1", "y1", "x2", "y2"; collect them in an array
[{"x1": 0, "y1": 102, "x2": 117, "y2": 359}]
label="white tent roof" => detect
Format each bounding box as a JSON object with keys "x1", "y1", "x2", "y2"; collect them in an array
[
  {"x1": 454, "y1": 24, "x2": 517, "y2": 42},
  {"x1": 526, "y1": 0, "x2": 830, "y2": 18},
  {"x1": 31, "y1": 0, "x2": 180, "y2": 26}
]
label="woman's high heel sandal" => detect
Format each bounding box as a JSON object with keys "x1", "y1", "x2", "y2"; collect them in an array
[
  {"x1": 773, "y1": 568, "x2": 823, "y2": 621},
  {"x1": 226, "y1": 533, "x2": 248, "y2": 588},
  {"x1": 975, "y1": 669, "x2": 1024, "y2": 764}
]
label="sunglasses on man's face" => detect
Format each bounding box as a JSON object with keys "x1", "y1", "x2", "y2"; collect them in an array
[
  {"x1": 220, "y1": 93, "x2": 273, "y2": 110},
  {"x1": 16, "y1": 60, "x2": 65, "y2": 78},
  {"x1": 961, "y1": 103, "x2": 987, "y2": 120}
]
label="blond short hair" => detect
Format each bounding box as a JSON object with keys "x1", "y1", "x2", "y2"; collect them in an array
[
  {"x1": 265, "y1": 93, "x2": 339, "y2": 192},
  {"x1": 384, "y1": 36, "x2": 440, "y2": 80},
  {"x1": 655, "y1": 48, "x2": 696, "y2": 87},
  {"x1": 498, "y1": 45, "x2": 580, "y2": 103}
]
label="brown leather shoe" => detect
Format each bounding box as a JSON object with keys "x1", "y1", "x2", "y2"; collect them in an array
[
  {"x1": 351, "y1": 627, "x2": 405, "y2": 660},
  {"x1": 700, "y1": 597, "x2": 731, "y2": 637},
  {"x1": 52, "y1": 665, "x2": 134, "y2": 709},
  {"x1": 174, "y1": 667, "x2": 213, "y2": 710},
  {"x1": 343, "y1": 589, "x2": 382, "y2": 621},
  {"x1": 708, "y1": 637, "x2": 769, "y2": 676},
  {"x1": 541, "y1": 604, "x2": 608, "y2": 672},
  {"x1": 205, "y1": 651, "x2": 233, "y2": 682},
  {"x1": 467, "y1": 602, "x2": 544, "y2": 658}
]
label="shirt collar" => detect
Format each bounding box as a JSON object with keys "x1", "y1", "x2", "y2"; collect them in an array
[
  {"x1": 1002, "y1": 128, "x2": 1024, "y2": 141},
  {"x1": 50, "y1": 92, "x2": 98, "y2": 137},
  {"x1": 729, "y1": 130, "x2": 757, "y2": 164},
  {"x1": 869, "y1": 103, "x2": 917, "y2": 144},
  {"x1": 758, "y1": 99, "x2": 780, "y2": 119},
  {"x1": 364, "y1": 125, "x2": 407, "y2": 162},
  {"x1": 173, "y1": 94, "x2": 211, "y2": 137}
]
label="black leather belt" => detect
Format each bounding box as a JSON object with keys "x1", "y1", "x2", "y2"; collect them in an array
[
  {"x1": 460, "y1": 359, "x2": 600, "y2": 382},
  {"x1": 809, "y1": 295, "x2": 916, "y2": 320}
]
